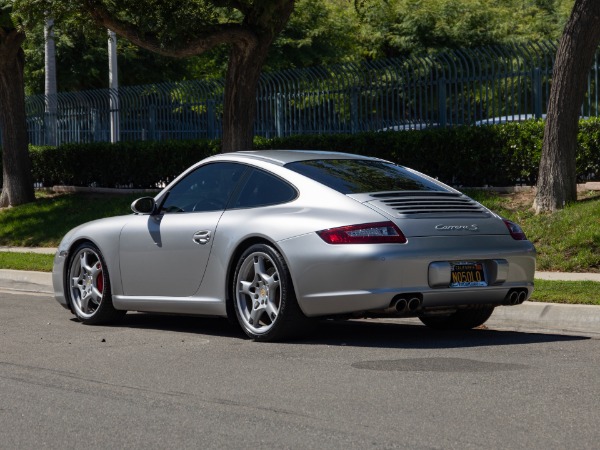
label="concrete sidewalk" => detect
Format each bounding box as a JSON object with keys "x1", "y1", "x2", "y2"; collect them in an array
[
  {"x1": 535, "y1": 271, "x2": 600, "y2": 282},
  {"x1": 0, "y1": 246, "x2": 57, "y2": 255}
]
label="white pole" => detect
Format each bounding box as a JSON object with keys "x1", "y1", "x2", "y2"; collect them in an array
[
  {"x1": 108, "y1": 30, "x2": 120, "y2": 143},
  {"x1": 44, "y1": 18, "x2": 57, "y2": 146}
]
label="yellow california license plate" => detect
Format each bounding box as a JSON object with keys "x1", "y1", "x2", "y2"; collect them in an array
[{"x1": 450, "y1": 262, "x2": 487, "y2": 288}]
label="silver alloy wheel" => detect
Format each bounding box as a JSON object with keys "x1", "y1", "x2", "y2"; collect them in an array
[
  {"x1": 235, "y1": 251, "x2": 281, "y2": 335},
  {"x1": 69, "y1": 247, "x2": 105, "y2": 319}
]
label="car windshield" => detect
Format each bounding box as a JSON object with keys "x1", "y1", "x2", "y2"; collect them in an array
[{"x1": 285, "y1": 159, "x2": 446, "y2": 194}]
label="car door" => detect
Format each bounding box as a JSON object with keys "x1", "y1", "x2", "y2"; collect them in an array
[{"x1": 119, "y1": 162, "x2": 247, "y2": 297}]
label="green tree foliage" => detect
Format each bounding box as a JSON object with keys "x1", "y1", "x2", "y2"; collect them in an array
[
  {"x1": 354, "y1": 0, "x2": 574, "y2": 58},
  {"x1": 266, "y1": 0, "x2": 359, "y2": 70},
  {"x1": 17, "y1": 0, "x2": 575, "y2": 94},
  {"x1": 19, "y1": 0, "x2": 361, "y2": 93}
]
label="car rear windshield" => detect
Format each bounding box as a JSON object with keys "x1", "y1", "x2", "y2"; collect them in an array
[{"x1": 285, "y1": 159, "x2": 446, "y2": 194}]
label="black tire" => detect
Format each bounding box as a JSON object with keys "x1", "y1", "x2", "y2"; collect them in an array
[
  {"x1": 419, "y1": 306, "x2": 495, "y2": 330},
  {"x1": 232, "y1": 243, "x2": 308, "y2": 341},
  {"x1": 66, "y1": 242, "x2": 125, "y2": 324}
]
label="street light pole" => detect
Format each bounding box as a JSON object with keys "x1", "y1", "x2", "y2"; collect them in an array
[
  {"x1": 108, "y1": 30, "x2": 120, "y2": 143},
  {"x1": 44, "y1": 18, "x2": 57, "y2": 146}
]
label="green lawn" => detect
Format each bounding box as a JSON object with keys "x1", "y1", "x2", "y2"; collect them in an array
[
  {"x1": 0, "y1": 251, "x2": 54, "y2": 272},
  {"x1": 530, "y1": 279, "x2": 600, "y2": 305},
  {"x1": 467, "y1": 190, "x2": 600, "y2": 273},
  {"x1": 0, "y1": 192, "x2": 139, "y2": 247}
]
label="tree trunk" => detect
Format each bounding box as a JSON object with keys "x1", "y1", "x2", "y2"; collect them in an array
[
  {"x1": 221, "y1": 39, "x2": 272, "y2": 152},
  {"x1": 534, "y1": 0, "x2": 600, "y2": 213},
  {"x1": 220, "y1": 0, "x2": 295, "y2": 153},
  {"x1": 0, "y1": 31, "x2": 35, "y2": 207}
]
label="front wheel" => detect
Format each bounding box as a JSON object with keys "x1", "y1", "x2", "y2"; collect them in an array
[
  {"x1": 67, "y1": 243, "x2": 125, "y2": 324},
  {"x1": 419, "y1": 306, "x2": 495, "y2": 330},
  {"x1": 232, "y1": 244, "x2": 307, "y2": 341}
]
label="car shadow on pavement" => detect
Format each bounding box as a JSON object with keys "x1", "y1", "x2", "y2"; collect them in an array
[
  {"x1": 105, "y1": 313, "x2": 589, "y2": 349},
  {"x1": 77, "y1": 312, "x2": 246, "y2": 338},
  {"x1": 302, "y1": 319, "x2": 590, "y2": 349}
]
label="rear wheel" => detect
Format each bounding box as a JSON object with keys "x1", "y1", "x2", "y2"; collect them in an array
[
  {"x1": 232, "y1": 244, "x2": 307, "y2": 341},
  {"x1": 67, "y1": 243, "x2": 125, "y2": 324},
  {"x1": 419, "y1": 306, "x2": 495, "y2": 330}
]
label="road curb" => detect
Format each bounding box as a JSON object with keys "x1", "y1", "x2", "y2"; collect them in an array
[
  {"x1": 490, "y1": 302, "x2": 600, "y2": 337},
  {"x1": 0, "y1": 269, "x2": 53, "y2": 294}
]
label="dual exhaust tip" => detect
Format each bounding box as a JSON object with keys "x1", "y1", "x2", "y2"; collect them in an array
[
  {"x1": 385, "y1": 289, "x2": 527, "y2": 315},
  {"x1": 504, "y1": 289, "x2": 528, "y2": 306},
  {"x1": 389, "y1": 295, "x2": 422, "y2": 314}
]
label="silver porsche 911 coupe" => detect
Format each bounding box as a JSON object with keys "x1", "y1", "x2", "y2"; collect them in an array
[{"x1": 52, "y1": 150, "x2": 536, "y2": 341}]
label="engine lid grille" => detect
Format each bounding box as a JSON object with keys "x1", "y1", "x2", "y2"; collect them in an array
[{"x1": 368, "y1": 191, "x2": 490, "y2": 218}]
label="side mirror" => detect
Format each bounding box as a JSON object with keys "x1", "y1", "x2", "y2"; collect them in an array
[{"x1": 131, "y1": 197, "x2": 157, "y2": 215}]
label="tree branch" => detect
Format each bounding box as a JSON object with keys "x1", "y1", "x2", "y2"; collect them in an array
[{"x1": 83, "y1": 0, "x2": 258, "y2": 58}]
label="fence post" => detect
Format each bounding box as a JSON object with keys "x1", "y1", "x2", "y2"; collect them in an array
[
  {"x1": 92, "y1": 109, "x2": 101, "y2": 142},
  {"x1": 437, "y1": 79, "x2": 447, "y2": 127},
  {"x1": 351, "y1": 90, "x2": 359, "y2": 133},
  {"x1": 207, "y1": 100, "x2": 216, "y2": 139},
  {"x1": 149, "y1": 104, "x2": 156, "y2": 141},
  {"x1": 533, "y1": 68, "x2": 543, "y2": 119},
  {"x1": 276, "y1": 93, "x2": 285, "y2": 138}
]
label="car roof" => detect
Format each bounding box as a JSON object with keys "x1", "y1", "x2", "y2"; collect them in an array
[{"x1": 211, "y1": 150, "x2": 382, "y2": 166}]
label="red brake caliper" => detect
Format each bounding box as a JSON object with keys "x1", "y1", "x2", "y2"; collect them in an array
[{"x1": 96, "y1": 263, "x2": 104, "y2": 294}]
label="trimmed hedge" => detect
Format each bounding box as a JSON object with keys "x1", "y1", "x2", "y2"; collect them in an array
[
  {"x1": 12, "y1": 118, "x2": 600, "y2": 189},
  {"x1": 256, "y1": 125, "x2": 519, "y2": 186},
  {"x1": 30, "y1": 139, "x2": 221, "y2": 189},
  {"x1": 264, "y1": 119, "x2": 599, "y2": 186}
]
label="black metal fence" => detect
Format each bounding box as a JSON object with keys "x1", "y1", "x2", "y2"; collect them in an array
[{"x1": 20, "y1": 41, "x2": 600, "y2": 146}]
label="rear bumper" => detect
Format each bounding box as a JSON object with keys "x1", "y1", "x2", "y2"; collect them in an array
[
  {"x1": 295, "y1": 285, "x2": 533, "y2": 317},
  {"x1": 278, "y1": 233, "x2": 536, "y2": 317}
]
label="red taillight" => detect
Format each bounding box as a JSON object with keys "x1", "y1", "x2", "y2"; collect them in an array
[
  {"x1": 503, "y1": 219, "x2": 528, "y2": 240},
  {"x1": 317, "y1": 221, "x2": 407, "y2": 244}
]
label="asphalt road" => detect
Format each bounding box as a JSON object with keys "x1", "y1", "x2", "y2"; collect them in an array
[{"x1": 1, "y1": 291, "x2": 599, "y2": 449}]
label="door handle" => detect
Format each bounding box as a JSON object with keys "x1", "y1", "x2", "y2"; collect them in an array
[{"x1": 193, "y1": 230, "x2": 211, "y2": 245}]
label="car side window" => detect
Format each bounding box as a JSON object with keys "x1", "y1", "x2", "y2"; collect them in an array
[
  {"x1": 232, "y1": 168, "x2": 297, "y2": 209},
  {"x1": 160, "y1": 162, "x2": 247, "y2": 213}
]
